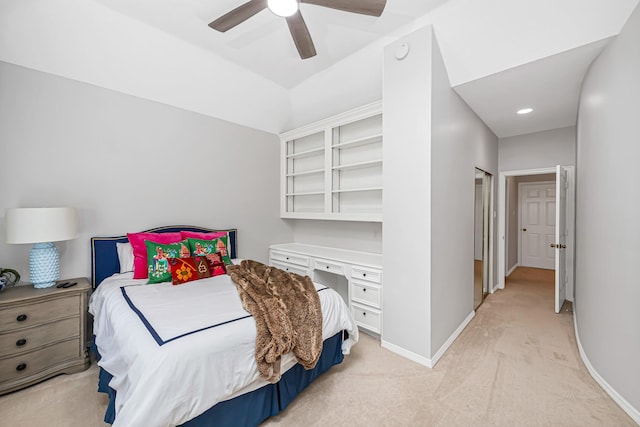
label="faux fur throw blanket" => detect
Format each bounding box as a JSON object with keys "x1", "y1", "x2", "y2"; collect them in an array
[{"x1": 226, "y1": 260, "x2": 323, "y2": 383}]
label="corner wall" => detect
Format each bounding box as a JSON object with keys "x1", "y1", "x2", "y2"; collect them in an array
[
  {"x1": 0, "y1": 61, "x2": 293, "y2": 282},
  {"x1": 575, "y1": 3, "x2": 640, "y2": 420},
  {"x1": 382, "y1": 26, "x2": 498, "y2": 364}
]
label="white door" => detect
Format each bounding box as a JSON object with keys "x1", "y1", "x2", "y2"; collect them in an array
[
  {"x1": 520, "y1": 182, "x2": 556, "y2": 269},
  {"x1": 554, "y1": 166, "x2": 568, "y2": 313}
]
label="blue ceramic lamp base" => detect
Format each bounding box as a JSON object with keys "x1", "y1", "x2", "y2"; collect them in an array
[{"x1": 30, "y1": 242, "x2": 60, "y2": 289}]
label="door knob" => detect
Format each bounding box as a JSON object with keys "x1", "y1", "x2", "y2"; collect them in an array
[{"x1": 522, "y1": 228, "x2": 527, "y2": 231}]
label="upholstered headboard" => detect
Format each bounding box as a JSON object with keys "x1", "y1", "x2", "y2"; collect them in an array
[{"x1": 90, "y1": 225, "x2": 237, "y2": 288}]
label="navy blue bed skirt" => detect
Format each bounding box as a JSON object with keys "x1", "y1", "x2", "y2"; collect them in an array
[{"x1": 97, "y1": 331, "x2": 345, "y2": 426}]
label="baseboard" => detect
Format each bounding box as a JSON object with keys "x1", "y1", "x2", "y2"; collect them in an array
[
  {"x1": 506, "y1": 263, "x2": 518, "y2": 277},
  {"x1": 381, "y1": 340, "x2": 432, "y2": 367},
  {"x1": 430, "y1": 311, "x2": 475, "y2": 367},
  {"x1": 381, "y1": 311, "x2": 475, "y2": 369},
  {"x1": 573, "y1": 311, "x2": 640, "y2": 424}
]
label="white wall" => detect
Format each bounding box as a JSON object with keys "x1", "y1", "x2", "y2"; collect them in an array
[
  {"x1": 0, "y1": 61, "x2": 293, "y2": 283},
  {"x1": 382, "y1": 26, "x2": 498, "y2": 364},
  {"x1": 382, "y1": 27, "x2": 434, "y2": 361},
  {"x1": 291, "y1": 221, "x2": 382, "y2": 254},
  {"x1": 575, "y1": 3, "x2": 640, "y2": 420},
  {"x1": 499, "y1": 126, "x2": 576, "y2": 171},
  {"x1": 0, "y1": 0, "x2": 290, "y2": 135}
]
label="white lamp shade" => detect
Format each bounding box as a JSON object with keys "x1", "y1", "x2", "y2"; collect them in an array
[{"x1": 6, "y1": 207, "x2": 78, "y2": 244}]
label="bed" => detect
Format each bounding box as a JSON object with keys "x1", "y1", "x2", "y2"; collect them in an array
[{"x1": 89, "y1": 226, "x2": 358, "y2": 427}]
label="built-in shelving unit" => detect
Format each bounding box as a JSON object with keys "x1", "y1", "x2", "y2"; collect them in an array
[{"x1": 280, "y1": 101, "x2": 382, "y2": 221}]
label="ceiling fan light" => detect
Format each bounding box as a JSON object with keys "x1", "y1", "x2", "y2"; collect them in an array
[{"x1": 268, "y1": 0, "x2": 298, "y2": 17}]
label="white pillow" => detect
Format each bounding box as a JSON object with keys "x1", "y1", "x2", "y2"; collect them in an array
[{"x1": 116, "y1": 242, "x2": 135, "y2": 273}]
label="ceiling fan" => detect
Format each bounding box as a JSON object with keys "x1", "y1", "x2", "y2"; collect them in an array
[{"x1": 209, "y1": 0, "x2": 387, "y2": 59}]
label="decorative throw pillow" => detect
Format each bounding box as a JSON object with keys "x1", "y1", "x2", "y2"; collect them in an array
[
  {"x1": 128, "y1": 232, "x2": 183, "y2": 279},
  {"x1": 187, "y1": 236, "x2": 232, "y2": 265},
  {"x1": 181, "y1": 231, "x2": 232, "y2": 258},
  {"x1": 168, "y1": 254, "x2": 227, "y2": 285},
  {"x1": 146, "y1": 240, "x2": 190, "y2": 284}
]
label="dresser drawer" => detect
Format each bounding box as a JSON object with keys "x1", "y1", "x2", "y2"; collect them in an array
[
  {"x1": 350, "y1": 279, "x2": 381, "y2": 309},
  {"x1": 351, "y1": 303, "x2": 381, "y2": 333},
  {"x1": 0, "y1": 339, "x2": 80, "y2": 384},
  {"x1": 270, "y1": 250, "x2": 309, "y2": 268},
  {"x1": 0, "y1": 295, "x2": 80, "y2": 331},
  {"x1": 0, "y1": 317, "x2": 79, "y2": 357},
  {"x1": 351, "y1": 266, "x2": 382, "y2": 284},
  {"x1": 313, "y1": 258, "x2": 345, "y2": 275},
  {"x1": 271, "y1": 261, "x2": 309, "y2": 277}
]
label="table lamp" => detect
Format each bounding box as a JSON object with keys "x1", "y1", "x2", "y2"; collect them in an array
[{"x1": 5, "y1": 207, "x2": 78, "y2": 288}]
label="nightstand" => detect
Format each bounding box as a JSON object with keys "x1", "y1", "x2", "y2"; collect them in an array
[{"x1": 0, "y1": 277, "x2": 90, "y2": 395}]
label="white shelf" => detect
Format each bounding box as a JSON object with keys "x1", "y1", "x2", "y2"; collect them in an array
[
  {"x1": 332, "y1": 187, "x2": 383, "y2": 194},
  {"x1": 280, "y1": 101, "x2": 383, "y2": 222},
  {"x1": 286, "y1": 147, "x2": 324, "y2": 159},
  {"x1": 332, "y1": 133, "x2": 382, "y2": 150},
  {"x1": 286, "y1": 191, "x2": 325, "y2": 196},
  {"x1": 286, "y1": 168, "x2": 324, "y2": 177},
  {"x1": 332, "y1": 159, "x2": 382, "y2": 171}
]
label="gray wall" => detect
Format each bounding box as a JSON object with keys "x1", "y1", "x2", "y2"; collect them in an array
[
  {"x1": 499, "y1": 126, "x2": 576, "y2": 171},
  {"x1": 575, "y1": 3, "x2": 640, "y2": 416},
  {"x1": 429, "y1": 32, "x2": 498, "y2": 356},
  {"x1": 0, "y1": 61, "x2": 293, "y2": 282},
  {"x1": 383, "y1": 26, "x2": 498, "y2": 363}
]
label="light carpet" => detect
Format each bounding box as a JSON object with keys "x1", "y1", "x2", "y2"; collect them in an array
[{"x1": 0, "y1": 267, "x2": 634, "y2": 426}]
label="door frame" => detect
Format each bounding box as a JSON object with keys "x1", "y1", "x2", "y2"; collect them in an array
[
  {"x1": 497, "y1": 167, "x2": 575, "y2": 301},
  {"x1": 518, "y1": 180, "x2": 555, "y2": 270}
]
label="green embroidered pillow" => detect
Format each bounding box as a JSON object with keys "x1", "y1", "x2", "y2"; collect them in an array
[
  {"x1": 146, "y1": 240, "x2": 190, "y2": 284},
  {"x1": 187, "y1": 236, "x2": 232, "y2": 265}
]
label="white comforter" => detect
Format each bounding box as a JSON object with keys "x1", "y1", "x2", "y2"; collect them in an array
[{"x1": 89, "y1": 271, "x2": 358, "y2": 427}]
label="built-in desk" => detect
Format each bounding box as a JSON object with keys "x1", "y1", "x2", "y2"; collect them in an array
[{"x1": 269, "y1": 243, "x2": 383, "y2": 335}]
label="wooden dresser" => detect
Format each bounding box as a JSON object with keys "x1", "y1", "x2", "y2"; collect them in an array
[{"x1": 0, "y1": 278, "x2": 90, "y2": 395}]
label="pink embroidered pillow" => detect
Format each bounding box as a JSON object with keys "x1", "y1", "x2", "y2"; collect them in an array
[
  {"x1": 180, "y1": 230, "x2": 228, "y2": 241},
  {"x1": 127, "y1": 232, "x2": 183, "y2": 279}
]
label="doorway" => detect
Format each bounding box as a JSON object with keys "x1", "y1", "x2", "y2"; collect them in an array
[
  {"x1": 498, "y1": 166, "x2": 575, "y2": 313},
  {"x1": 518, "y1": 179, "x2": 556, "y2": 270}
]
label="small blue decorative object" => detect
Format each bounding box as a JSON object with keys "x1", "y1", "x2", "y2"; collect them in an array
[{"x1": 30, "y1": 242, "x2": 60, "y2": 288}]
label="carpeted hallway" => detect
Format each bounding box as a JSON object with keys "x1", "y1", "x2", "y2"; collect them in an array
[{"x1": 0, "y1": 267, "x2": 634, "y2": 426}]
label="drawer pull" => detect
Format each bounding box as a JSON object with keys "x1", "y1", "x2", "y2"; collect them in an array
[
  {"x1": 16, "y1": 314, "x2": 28, "y2": 322},
  {"x1": 363, "y1": 273, "x2": 367, "y2": 277},
  {"x1": 326, "y1": 266, "x2": 329, "y2": 269},
  {"x1": 16, "y1": 363, "x2": 27, "y2": 371},
  {"x1": 286, "y1": 257, "x2": 289, "y2": 260},
  {"x1": 16, "y1": 338, "x2": 27, "y2": 347},
  {"x1": 363, "y1": 288, "x2": 367, "y2": 292},
  {"x1": 362, "y1": 312, "x2": 366, "y2": 316}
]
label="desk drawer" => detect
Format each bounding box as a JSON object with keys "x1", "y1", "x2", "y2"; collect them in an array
[
  {"x1": 351, "y1": 303, "x2": 381, "y2": 333},
  {"x1": 270, "y1": 250, "x2": 309, "y2": 268},
  {"x1": 351, "y1": 279, "x2": 381, "y2": 309},
  {"x1": 271, "y1": 261, "x2": 308, "y2": 277},
  {"x1": 0, "y1": 339, "x2": 79, "y2": 384},
  {"x1": 351, "y1": 266, "x2": 382, "y2": 284},
  {"x1": 313, "y1": 258, "x2": 345, "y2": 275}
]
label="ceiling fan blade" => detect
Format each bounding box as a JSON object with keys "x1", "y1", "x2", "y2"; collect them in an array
[
  {"x1": 301, "y1": 0, "x2": 386, "y2": 17},
  {"x1": 286, "y1": 11, "x2": 317, "y2": 59},
  {"x1": 209, "y1": 0, "x2": 268, "y2": 32}
]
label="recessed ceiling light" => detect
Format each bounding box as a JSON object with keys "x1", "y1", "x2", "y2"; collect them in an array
[
  {"x1": 268, "y1": 0, "x2": 298, "y2": 17},
  {"x1": 517, "y1": 108, "x2": 533, "y2": 115}
]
